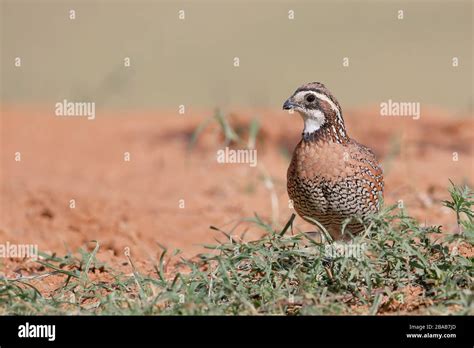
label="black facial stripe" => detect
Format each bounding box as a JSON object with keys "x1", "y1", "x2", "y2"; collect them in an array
[
  {"x1": 295, "y1": 88, "x2": 341, "y2": 112},
  {"x1": 305, "y1": 101, "x2": 320, "y2": 110}
]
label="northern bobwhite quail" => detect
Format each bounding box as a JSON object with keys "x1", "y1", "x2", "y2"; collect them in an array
[{"x1": 284, "y1": 82, "x2": 384, "y2": 240}]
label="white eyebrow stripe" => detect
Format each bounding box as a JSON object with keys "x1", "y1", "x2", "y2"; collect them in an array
[{"x1": 309, "y1": 92, "x2": 340, "y2": 115}]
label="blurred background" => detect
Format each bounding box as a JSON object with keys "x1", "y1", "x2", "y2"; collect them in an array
[{"x1": 1, "y1": 0, "x2": 472, "y2": 111}]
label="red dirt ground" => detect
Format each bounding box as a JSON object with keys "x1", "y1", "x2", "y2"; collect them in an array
[{"x1": 1, "y1": 105, "x2": 473, "y2": 279}]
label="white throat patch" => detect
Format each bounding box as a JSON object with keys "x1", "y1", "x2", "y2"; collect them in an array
[{"x1": 301, "y1": 109, "x2": 325, "y2": 134}]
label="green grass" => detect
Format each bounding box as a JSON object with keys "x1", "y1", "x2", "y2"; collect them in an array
[{"x1": 1, "y1": 183, "x2": 473, "y2": 315}]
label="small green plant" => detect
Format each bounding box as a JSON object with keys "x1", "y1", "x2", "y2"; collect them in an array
[
  {"x1": 188, "y1": 109, "x2": 252, "y2": 150},
  {"x1": 188, "y1": 110, "x2": 280, "y2": 226},
  {"x1": 443, "y1": 180, "x2": 473, "y2": 236}
]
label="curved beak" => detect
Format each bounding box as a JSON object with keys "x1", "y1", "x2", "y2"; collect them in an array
[{"x1": 283, "y1": 99, "x2": 297, "y2": 110}]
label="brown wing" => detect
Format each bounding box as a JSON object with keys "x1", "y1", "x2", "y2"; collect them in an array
[{"x1": 347, "y1": 139, "x2": 384, "y2": 208}]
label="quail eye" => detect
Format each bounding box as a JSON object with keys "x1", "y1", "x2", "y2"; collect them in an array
[{"x1": 305, "y1": 94, "x2": 316, "y2": 102}]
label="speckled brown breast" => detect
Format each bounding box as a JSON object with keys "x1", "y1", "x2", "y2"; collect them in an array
[{"x1": 287, "y1": 136, "x2": 384, "y2": 240}]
